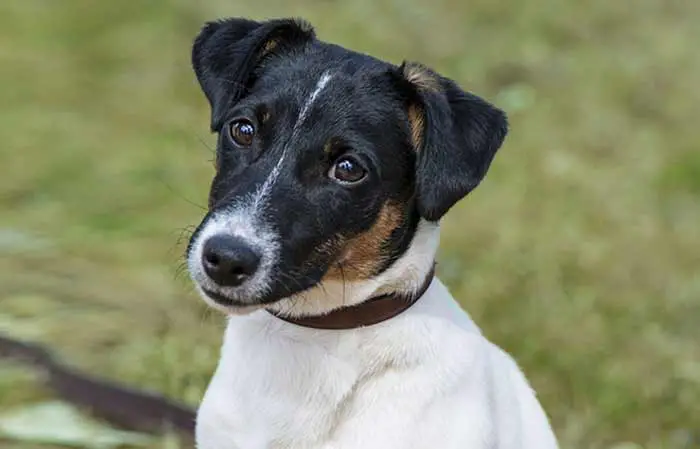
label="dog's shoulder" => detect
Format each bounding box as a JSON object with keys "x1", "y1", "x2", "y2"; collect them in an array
[{"x1": 386, "y1": 279, "x2": 559, "y2": 448}]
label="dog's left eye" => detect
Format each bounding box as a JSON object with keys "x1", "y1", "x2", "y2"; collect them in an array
[
  {"x1": 228, "y1": 119, "x2": 256, "y2": 147},
  {"x1": 329, "y1": 156, "x2": 367, "y2": 184}
]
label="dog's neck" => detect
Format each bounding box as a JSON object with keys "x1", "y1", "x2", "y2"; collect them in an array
[
  {"x1": 268, "y1": 263, "x2": 436, "y2": 329},
  {"x1": 265, "y1": 220, "x2": 441, "y2": 319}
]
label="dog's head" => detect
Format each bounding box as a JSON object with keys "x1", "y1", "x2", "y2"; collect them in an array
[{"x1": 186, "y1": 18, "x2": 507, "y2": 315}]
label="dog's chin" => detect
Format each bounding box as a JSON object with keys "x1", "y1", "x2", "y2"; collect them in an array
[{"x1": 196, "y1": 285, "x2": 281, "y2": 316}]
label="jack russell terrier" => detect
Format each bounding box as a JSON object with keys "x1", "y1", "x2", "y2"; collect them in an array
[{"x1": 186, "y1": 17, "x2": 559, "y2": 449}]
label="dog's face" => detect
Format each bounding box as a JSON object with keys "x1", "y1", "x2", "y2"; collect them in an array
[{"x1": 186, "y1": 18, "x2": 507, "y2": 313}]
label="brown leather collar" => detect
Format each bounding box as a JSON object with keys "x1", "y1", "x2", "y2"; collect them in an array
[{"x1": 268, "y1": 264, "x2": 436, "y2": 330}]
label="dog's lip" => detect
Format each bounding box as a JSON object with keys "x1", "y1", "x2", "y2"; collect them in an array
[
  {"x1": 200, "y1": 287, "x2": 252, "y2": 307},
  {"x1": 200, "y1": 287, "x2": 279, "y2": 308}
]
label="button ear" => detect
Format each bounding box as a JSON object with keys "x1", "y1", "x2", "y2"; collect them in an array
[
  {"x1": 395, "y1": 62, "x2": 508, "y2": 222},
  {"x1": 191, "y1": 17, "x2": 315, "y2": 131}
]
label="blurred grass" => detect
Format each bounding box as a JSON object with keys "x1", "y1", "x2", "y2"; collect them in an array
[{"x1": 1, "y1": 0, "x2": 699, "y2": 448}]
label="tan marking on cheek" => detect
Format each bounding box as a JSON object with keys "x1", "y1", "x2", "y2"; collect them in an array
[{"x1": 322, "y1": 202, "x2": 403, "y2": 282}]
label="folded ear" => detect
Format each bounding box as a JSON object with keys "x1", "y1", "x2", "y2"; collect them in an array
[
  {"x1": 191, "y1": 17, "x2": 315, "y2": 131},
  {"x1": 392, "y1": 62, "x2": 508, "y2": 222}
]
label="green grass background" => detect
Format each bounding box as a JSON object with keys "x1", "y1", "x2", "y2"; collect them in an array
[{"x1": 1, "y1": 1, "x2": 699, "y2": 448}]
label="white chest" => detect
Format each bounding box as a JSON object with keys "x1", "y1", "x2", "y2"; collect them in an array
[{"x1": 194, "y1": 285, "x2": 557, "y2": 449}]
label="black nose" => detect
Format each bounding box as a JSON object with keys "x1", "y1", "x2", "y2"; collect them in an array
[{"x1": 201, "y1": 235, "x2": 261, "y2": 287}]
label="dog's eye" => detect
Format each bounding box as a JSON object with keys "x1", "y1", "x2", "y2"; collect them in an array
[
  {"x1": 228, "y1": 119, "x2": 256, "y2": 147},
  {"x1": 329, "y1": 156, "x2": 367, "y2": 184}
]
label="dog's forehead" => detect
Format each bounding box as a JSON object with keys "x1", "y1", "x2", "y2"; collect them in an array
[
  {"x1": 240, "y1": 46, "x2": 408, "y2": 157},
  {"x1": 258, "y1": 46, "x2": 395, "y2": 106}
]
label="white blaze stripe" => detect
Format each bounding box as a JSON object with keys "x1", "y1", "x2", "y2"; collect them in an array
[
  {"x1": 252, "y1": 72, "x2": 333, "y2": 213},
  {"x1": 190, "y1": 72, "x2": 335, "y2": 301},
  {"x1": 295, "y1": 72, "x2": 332, "y2": 130}
]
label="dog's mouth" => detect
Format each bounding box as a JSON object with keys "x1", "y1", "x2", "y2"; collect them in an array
[
  {"x1": 194, "y1": 262, "x2": 326, "y2": 310},
  {"x1": 198, "y1": 285, "x2": 287, "y2": 310},
  {"x1": 200, "y1": 287, "x2": 255, "y2": 308},
  {"x1": 186, "y1": 206, "x2": 336, "y2": 313}
]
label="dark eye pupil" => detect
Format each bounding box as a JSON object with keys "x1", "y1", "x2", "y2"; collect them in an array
[
  {"x1": 238, "y1": 123, "x2": 253, "y2": 135},
  {"x1": 338, "y1": 159, "x2": 355, "y2": 173},
  {"x1": 334, "y1": 157, "x2": 365, "y2": 183},
  {"x1": 230, "y1": 120, "x2": 255, "y2": 146}
]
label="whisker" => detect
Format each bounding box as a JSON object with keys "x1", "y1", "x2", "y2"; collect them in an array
[
  {"x1": 158, "y1": 177, "x2": 207, "y2": 212},
  {"x1": 195, "y1": 134, "x2": 216, "y2": 155},
  {"x1": 174, "y1": 261, "x2": 190, "y2": 282}
]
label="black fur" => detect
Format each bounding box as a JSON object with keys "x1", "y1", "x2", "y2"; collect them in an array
[
  {"x1": 192, "y1": 18, "x2": 316, "y2": 131},
  {"x1": 188, "y1": 17, "x2": 507, "y2": 305},
  {"x1": 416, "y1": 78, "x2": 508, "y2": 221}
]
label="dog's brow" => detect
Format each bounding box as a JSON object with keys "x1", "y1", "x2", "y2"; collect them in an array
[
  {"x1": 294, "y1": 72, "x2": 332, "y2": 132},
  {"x1": 249, "y1": 71, "x2": 333, "y2": 216}
]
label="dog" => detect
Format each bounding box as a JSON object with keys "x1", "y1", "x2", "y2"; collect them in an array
[{"x1": 186, "y1": 17, "x2": 559, "y2": 449}]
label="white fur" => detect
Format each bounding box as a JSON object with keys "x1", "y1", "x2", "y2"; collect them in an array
[
  {"x1": 188, "y1": 73, "x2": 334, "y2": 313},
  {"x1": 195, "y1": 223, "x2": 559, "y2": 449},
  {"x1": 267, "y1": 219, "x2": 439, "y2": 318},
  {"x1": 187, "y1": 203, "x2": 280, "y2": 314}
]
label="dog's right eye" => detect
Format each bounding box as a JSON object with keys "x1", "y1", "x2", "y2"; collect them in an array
[
  {"x1": 329, "y1": 156, "x2": 367, "y2": 185},
  {"x1": 228, "y1": 119, "x2": 256, "y2": 147}
]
